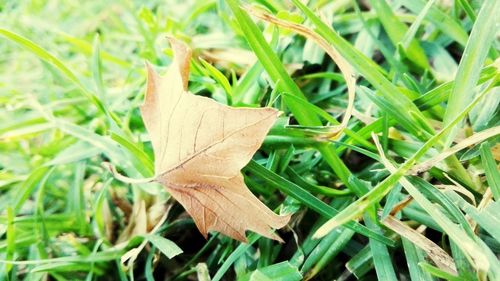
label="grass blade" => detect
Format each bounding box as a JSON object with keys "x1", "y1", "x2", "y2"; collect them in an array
[
  {"x1": 442, "y1": 0, "x2": 500, "y2": 147},
  {"x1": 480, "y1": 142, "x2": 500, "y2": 200}
]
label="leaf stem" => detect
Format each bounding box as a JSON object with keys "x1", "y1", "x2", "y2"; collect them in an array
[{"x1": 102, "y1": 162, "x2": 156, "y2": 184}]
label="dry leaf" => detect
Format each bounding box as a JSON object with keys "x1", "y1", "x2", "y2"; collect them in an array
[{"x1": 140, "y1": 38, "x2": 289, "y2": 242}]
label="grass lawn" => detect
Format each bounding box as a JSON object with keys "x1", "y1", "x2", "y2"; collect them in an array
[{"x1": 0, "y1": 0, "x2": 499, "y2": 280}]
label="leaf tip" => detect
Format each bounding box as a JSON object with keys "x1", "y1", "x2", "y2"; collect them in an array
[{"x1": 167, "y1": 37, "x2": 192, "y2": 89}]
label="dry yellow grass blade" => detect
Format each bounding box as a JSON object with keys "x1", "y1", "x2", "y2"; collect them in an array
[
  {"x1": 247, "y1": 6, "x2": 356, "y2": 138},
  {"x1": 410, "y1": 126, "x2": 500, "y2": 175},
  {"x1": 382, "y1": 215, "x2": 457, "y2": 275}
]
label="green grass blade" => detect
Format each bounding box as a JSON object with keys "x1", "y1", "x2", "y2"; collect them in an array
[
  {"x1": 480, "y1": 142, "x2": 500, "y2": 200},
  {"x1": 226, "y1": 0, "x2": 320, "y2": 126},
  {"x1": 110, "y1": 132, "x2": 154, "y2": 177},
  {"x1": 402, "y1": 238, "x2": 435, "y2": 281},
  {"x1": 199, "y1": 58, "x2": 233, "y2": 104},
  {"x1": 0, "y1": 29, "x2": 109, "y2": 118},
  {"x1": 401, "y1": 0, "x2": 468, "y2": 47},
  {"x1": 232, "y1": 61, "x2": 264, "y2": 105},
  {"x1": 69, "y1": 162, "x2": 87, "y2": 234},
  {"x1": 302, "y1": 228, "x2": 354, "y2": 279},
  {"x1": 313, "y1": 84, "x2": 494, "y2": 237},
  {"x1": 345, "y1": 246, "x2": 373, "y2": 279},
  {"x1": 144, "y1": 234, "x2": 183, "y2": 259},
  {"x1": 245, "y1": 160, "x2": 394, "y2": 246},
  {"x1": 442, "y1": 0, "x2": 500, "y2": 147},
  {"x1": 226, "y1": 0, "x2": 366, "y2": 194},
  {"x1": 13, "y1": 167, "x2": 50, "y2": 213},
  {"x1": 243, "y1": 262, "x2": 302, "y2": 281},
  {"x1": 91, "y1": 35, "x2": 106, "y2": 101},
  {"x1": 365, "y1": 216, "x2": 398, "y2": 281},
  {"x1": 367, "y1": 0, "x2": 430, "y2": 69},
  {"x1": 445, "y1": 192, "x2": 500, "y2": 243},
  {"x1": 212, "y1": 233, "x2": 260, "y2": 281},
  {"x1": 420, "y1": 263, "x2": 464, "y2": 281},
  {"x1": 400, "y1": 0, "x2": 435, "y2": 52},
  {"x1": 456, "y1": 0, "x2": 477, "y2": 22},
  {"x1": 291, "y1": 0, "x2": 434, "y2": 140}
]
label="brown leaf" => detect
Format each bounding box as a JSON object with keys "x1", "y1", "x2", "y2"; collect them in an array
[{"x1": 140, "y1": 38, "x2": 290, "y2": 242}]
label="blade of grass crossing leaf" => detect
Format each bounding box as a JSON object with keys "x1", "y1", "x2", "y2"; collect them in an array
[
  {"x1": 480, "y1": 142, "x2": 500, "y2": 200},
  {"x1": 442, "y1": 0, "x2": 500, "y2": 147},
  {"x1": 226, "y1": 0, "x2": 365, "y2": 195},
  {"x1": 110, "y1": 132, "x2": 154, "y2": 177}
]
